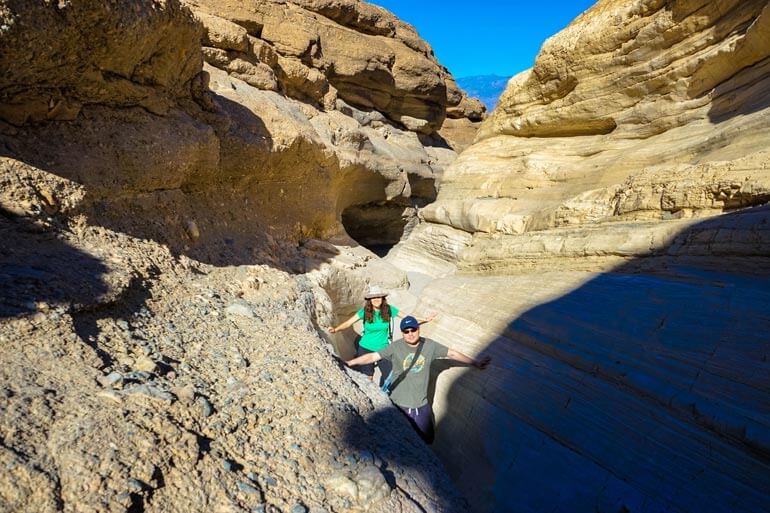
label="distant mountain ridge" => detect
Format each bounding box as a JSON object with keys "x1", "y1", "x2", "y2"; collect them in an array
[{"x1": 456, "y1": 74, "x2": 510, "y2": 111}]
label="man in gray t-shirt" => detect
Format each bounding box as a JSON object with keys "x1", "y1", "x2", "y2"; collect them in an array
[{"x1": 345, "y1": 315, "x2": 491, "y2": 443}]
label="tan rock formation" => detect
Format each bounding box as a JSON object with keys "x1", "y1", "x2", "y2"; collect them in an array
[
  {"x1": 0, "y1": 0, "x2": 460, "y2": 262},
  {"x1": 423, "y1": 0, "x2": 770, "y2": 237},
  {"x1": 185, "y1": 0, "x2": 461, "y2": 134},
  {"x1": 10, "y1": 1, "x2": 767, "y2": 513},
  {"x1": 437, "y1": 117, "x2": 482, "y2": 154},
  {"x1": 0, "y1": 0, "x2": 203, "y2": 124},
  {"x1": 385, "y1": 1, "x2": 770, "y2": 512},
  {"x1": 438, "y1": 75, "x2": 486, "y2": 153},
  {"x1": 0, "y1": 1, "x2": 479, "y2": 512},
  {"x1": 445, "y1": 75, "x2": 486, "y2": 121}
]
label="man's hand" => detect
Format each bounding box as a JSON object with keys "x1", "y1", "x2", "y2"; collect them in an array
[{"x1": 473, "y1": 355, "x2": 491, "y2": 370}]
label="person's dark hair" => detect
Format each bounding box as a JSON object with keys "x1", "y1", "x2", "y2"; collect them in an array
[{"x1": 364, "y1": 297, "x2": 391, "y2": 323}]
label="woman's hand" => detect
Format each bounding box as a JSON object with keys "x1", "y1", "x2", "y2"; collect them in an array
[{"x1": 417, "y1": 313, "x2": 437, "y2": 324}]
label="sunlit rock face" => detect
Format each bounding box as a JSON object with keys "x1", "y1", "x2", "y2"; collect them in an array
[
  {"x1": 0, "y1": 0, "x2": 483, "y2": 262},
  {"x1": 388, "y1": 1, "x2": 770, "y2": 512},
  {"x1": 425, "y1": 0, "x2": 770, "y2": 236},
  {"x1": 186, "y1": 0, "x2": 484, "y2": 135}
]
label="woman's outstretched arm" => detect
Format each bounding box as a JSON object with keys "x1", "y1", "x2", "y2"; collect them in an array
[{"x1": 327, "y1": 313, "x2": 359, "y2": 333}]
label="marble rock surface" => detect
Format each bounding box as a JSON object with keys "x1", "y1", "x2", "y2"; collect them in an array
[{"x1": 387, "y1": 1, "x2": 770, "y2": 512}]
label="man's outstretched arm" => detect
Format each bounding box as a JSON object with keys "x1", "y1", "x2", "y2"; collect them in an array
[
  {"x1": 446, "y1": 349, "x2": 491, "y2": 370},
  {"x1": 345, "y1": 352, "x2": 382, "y2": 367}
]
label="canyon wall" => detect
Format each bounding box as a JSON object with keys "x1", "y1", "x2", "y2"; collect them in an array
[
  {"x1": 0, "y1": 0, "x2": 484, "y2": 266},
  {"x1": 387, "y1": 0, "x2": 770, "y2": 512},
  {"x1": 3, "y1": 1, "x2": 769, "y2": 513},
  {"x1": 0, "y1": 1, "x2": 482, "y2": 512}
]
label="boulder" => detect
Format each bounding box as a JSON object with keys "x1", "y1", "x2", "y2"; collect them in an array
[{"x1": 0, "y1": 0, "x2": 203, "y2": 124}]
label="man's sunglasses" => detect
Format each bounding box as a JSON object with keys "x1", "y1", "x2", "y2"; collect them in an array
[{"x1": 402, "y1": 328, "x2": 418, "y2": 334}]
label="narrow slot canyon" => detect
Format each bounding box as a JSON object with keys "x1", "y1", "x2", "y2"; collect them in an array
[
  {"x1": 2, "y1": 1, "x2": 770, "y2": 513},
  {"x1": 321, "y1": 205, "x2": 770, "y2": 513}
]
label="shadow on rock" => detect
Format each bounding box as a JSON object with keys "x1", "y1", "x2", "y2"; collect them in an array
[
  {"x1": 336, "y1": 379, "x2": 470, "y2": 513},
  {"x1": 0, "y1": 206, "x2": 109, "y2": 319},
  {"x1": 435, "y1": 205, "x2": 770, "y2": 513},
  {"x1": 706, "y1": 61, "x2": 770, "y2": 123},
  {"x1": 0, "y1": 92, "x2": 341, "y2": 274}
]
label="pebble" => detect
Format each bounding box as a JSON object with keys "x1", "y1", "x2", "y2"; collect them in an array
[
  {"x1": 100, "y1": 371, "x2": 124, "y2": 387},
  {"x1": 124, "y1": 371, "x2": 152, "y2": 382},
  {"x1": 96, "y1": 390, "x2": 123, "y2": 404},
  {"x1": 326, "y1": 473, "x2": 357, "y2": 500},
  {"x1": 185, "y1": 219, "x2": 200, "y2": 241},
  {"x1": 353, "y1": 465, "x2": 390, "y2": 505},
  {"x1": 133, "y1": 356, "x2": 158, "y2": 373},
  {"x1": 123, "y1": 384, "x2": 176, "y2": 403},
  {"x1": 225, "y1": 302, "x2": 255, "y2": 319},
  {"x1": 197, "y1": 397, "x2": 214, "y2": 417},
  {"x1": 237, "y1": 481, "x2": 261, "y2": 495},
  {"x1": 358, "y1": 450, "x2": 374, "y2": 465},
  {"x1": 127, "y1": 478, "x2": 145, "y2": 492},
  {"x1": 174, "y1": 384, "x2": 196, "y2": 403}
]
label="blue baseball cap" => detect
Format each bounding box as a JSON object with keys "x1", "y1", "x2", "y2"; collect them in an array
[{"x1": 400, "y1": 316, "x2": 419, "y2": 331}]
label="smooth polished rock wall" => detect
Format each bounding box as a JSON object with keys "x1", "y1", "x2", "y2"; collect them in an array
[
  {"x1": 397, "y1": 209, "x2": 770, "y2": 513},
  {"x1": 388, "y1": 1, "x2": 770, "y2": 511}
]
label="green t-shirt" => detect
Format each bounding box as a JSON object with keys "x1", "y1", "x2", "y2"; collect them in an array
[
  {"x1": 357, "y1": 305, "x2": 399, "y2": 351},
  {"x1": 378, "y1": 337, "x2": 448, "y2": 408}
]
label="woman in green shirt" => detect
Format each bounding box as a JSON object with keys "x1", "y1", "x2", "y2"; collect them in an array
[{"x1": 328, "y1": 285, "x2": 436, "y2": 383}]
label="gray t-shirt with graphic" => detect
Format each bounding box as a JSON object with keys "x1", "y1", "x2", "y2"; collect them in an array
[{"x1": 378, "y1": 337, "x2": 449, "y2": 408}]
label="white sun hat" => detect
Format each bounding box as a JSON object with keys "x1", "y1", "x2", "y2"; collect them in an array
[{"x1": 364, "y1": 285, "x2": 389, "y2": 299}]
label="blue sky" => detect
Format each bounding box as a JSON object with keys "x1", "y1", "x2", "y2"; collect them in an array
[{"x1": 370, "y1": 0, "x2": 597, "y2": 79}]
